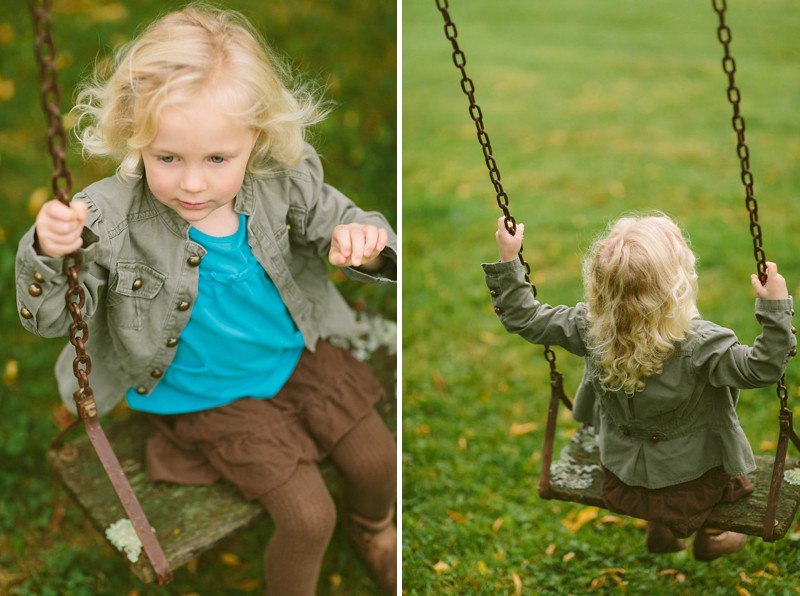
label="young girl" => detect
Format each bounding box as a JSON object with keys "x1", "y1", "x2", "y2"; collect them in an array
[
  {"x1": 485, "y1": 214, "x2": 795, "y2": 560},
  {"x1": 15, "y1": 5, "x2": 396, "y2": 594}
]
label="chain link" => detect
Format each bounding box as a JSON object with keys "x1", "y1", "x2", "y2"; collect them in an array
[
  {"x1": 711, "y1": 0, "x2": 790, "y2": 413},
  {"x1": 435, "y1": 0, "x2": 560, "y2": 375},
  {"x1": 29, "y1": 0, "x2": 96, "y2": 419}
]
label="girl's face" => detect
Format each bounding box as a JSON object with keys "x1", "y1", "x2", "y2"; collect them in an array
[{"x1": 141, "y1": 94, "x2": 257, "y2": 234}]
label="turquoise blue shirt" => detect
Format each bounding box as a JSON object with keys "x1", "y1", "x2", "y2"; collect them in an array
[{"x1": 126, "y1": 214, "x2": 305, "y2": 414}]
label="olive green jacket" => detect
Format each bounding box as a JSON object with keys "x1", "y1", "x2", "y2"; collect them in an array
[
  {"x1": 483, "y1": 258, "x2": 796, "y2": 489},
  {"x1": 16, "y1": 145, "x2": 396, "y2": 416}
]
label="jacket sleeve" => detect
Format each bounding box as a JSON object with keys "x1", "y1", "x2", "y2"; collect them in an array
[
  {"x1": 293, "y1": 145, "x2": 397, "y2": 285},
  {"x1": 482, "y1": 258, "x2": 587, "y2": 356},
  {"x1": 15, "y1": 196, "x2": 108, "y2": 338},
  {"x1": 693, "y1": 298, "x2": 796, "y2": 389}
]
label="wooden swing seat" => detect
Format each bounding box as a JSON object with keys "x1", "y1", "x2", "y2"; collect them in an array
[
  {"x1": 46, "y1": 345, "x2": 396, "y2": 584},
  {"x1": 544, "y1": 425, "x2": 800, "y2": 539}
]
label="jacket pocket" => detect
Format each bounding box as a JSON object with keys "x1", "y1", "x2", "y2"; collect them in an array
[{"x1": 107, "y1": 261, "x2": 166, "y2": 330}]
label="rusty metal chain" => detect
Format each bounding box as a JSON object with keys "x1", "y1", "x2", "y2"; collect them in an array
[
  {"x1": 29, "y1": 0, "x2": 97, "y2": 420},
  {"x1": 435, "y1": 0, "x2": 561, "y2": 379},
  {"x1": 711, "y1": 0, "x2": 790, "y2": 414},
  {"x1": 712, "y1": 0, "x2": 798, "y2": 541}
]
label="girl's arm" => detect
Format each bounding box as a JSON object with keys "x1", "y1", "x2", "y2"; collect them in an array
[
  {"x1": 16, "y1": 197, "x2": 106, "y2": 338},
  {"x1": 697, "y1": 262, "x2": 795, "y2": 388},
  {"x1": 483, "y1": 218, "x2": 587, "y2": 356}
]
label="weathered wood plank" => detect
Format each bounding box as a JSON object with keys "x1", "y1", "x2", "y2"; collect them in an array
[
  {"x1": 544, "y1": 425, "x2": 800, "y2": 540},
  {"x1": 47, "y1": 344, "x2": 396, "y2": 584}
]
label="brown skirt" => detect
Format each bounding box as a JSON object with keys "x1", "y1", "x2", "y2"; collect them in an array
[
  {"x1": 144, "y1": 340, "x2": 385, "y2": 500},
  {"x1": 601, "y1": 466, "x2": 754, "y2": 538}
]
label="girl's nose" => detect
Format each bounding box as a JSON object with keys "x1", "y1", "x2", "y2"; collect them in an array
[{"x1": 180, "y1": 165, "x2": 207, "y2": 193}]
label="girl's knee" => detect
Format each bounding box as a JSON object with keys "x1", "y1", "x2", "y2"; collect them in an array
[{"x1": 279, "y1": 494, "x2": 337, "y2": 544}]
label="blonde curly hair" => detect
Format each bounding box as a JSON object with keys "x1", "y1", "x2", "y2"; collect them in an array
[
  {"x1": 583, "y1": 214, "x2": 700, "y2": 395},
  {"x1": 73, "y1": 3, "x2": 326, "y2": 179}
]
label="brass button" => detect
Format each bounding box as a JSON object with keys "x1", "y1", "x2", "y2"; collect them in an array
[
  {"x1": 132, "y1": 278, "x2": 143, "y2": 290},
  {"x1": 490, "y1": 289, "x2": 498, "y2": 297},
  {"x1": 33, "y1": 271, "x2": 44, "y2": 283},
  {"x1": 28, "y1": 283, "x2": 42, "y2": 297},
  {"x1": 150, "y1": 369, "x2": 163, "y2": 378},
  {"x1": 187, "y1": 256, "x2": 202, "y2": 267},
  {"x1": 135, "y1": 386, "x2": 148, "y2": 395},
  {"x1": 178, "y1": 301, "x2": 190, "y2": 311},
  {"x1": 166, "y1": 337, "x2": 178, "y2": 348},
  {"x1": 286, "y1": 223, "x2": 293, "y2": 232},
  {"x1": 493, "y1": 306, "x2": 502, "y2": 314},
  {"x1": 790, "y1": 347, "x2": 797, "y2": 357},
  {"x1": 651, "y1": 434, "x2": 661, "y2": 443},
  {"x1": 792, "y1": 326, "x2": 797, "y2": 335},
  {"x1": 20, "y1": 307, "x2": 33, "y2": 319}
]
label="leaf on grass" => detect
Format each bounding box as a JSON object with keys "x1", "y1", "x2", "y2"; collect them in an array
[
  {"x1": 476, "y1": 560, "x2": 488, "y2": 575},
  {"x1": 52, "y1": 404, "x2": 75, "y2": 431},
  {"x1": 3, "y1": 360, "x2": 18, "y2": 386},
  {"x1": 0, "y1": 23, "x2": 15, "y2": 44},
  {"x1": 415, "y1": 424, "x2": 431, "y2": 435},
  {"x1": 545, "y1": 543, "x2": 556, "y2": 557},
  {"x1": 28, "y1": 187, "x2": 49, "y2": 218},
  {"x1": 0, "y1": 77, "x2": 13, "y2": 102},
  {"x1": 562, "y1": 551, "x2": 575, "y2": 563},
  {"x1": 750, "y1": 570, "x2": 774, "y2": 579},
  {"x1": 602, "y1": 568, "x2": 625, "y2": 575},
  {"x1": 432, "y1": 370, "x2": 447, "y2": 391},
  {"x1": 237, "y1": 580, "x2": 262, "y2": 591},
  {"x1": 735, "y1": 586, "x2": 751, "y2": 596},
  {"x1": 492, "y1": 517, "x2": 504, "y2": 533},
  {"x1": 509, "y1": 421, "x2": 538, "y2": 437},
  {"x1": 562, "y1": 506, "x2": 599, "y2": 533},
  {"x1": 657, "y1": 569, "x2": 685, "y2": 582},
  {"x1": 739, "y1": 572, "x2": 752, "y2": 584},
  {"x1": 511, "y1": 571, "x2": 523, "y2": 596},
  {"x1": 765, "y1": 562, "x2": 779, "y2": 574},
  {"x1": 219, "y1": 552, "x2": 241, "y2": 567},
  {"x1": 479, "y1": 330, "x2": 502, "y2": 346},
  {"x1": 447, "y1": 510, "x2": 465, "y2": 523},
  {"x1": 433, "y1": 560, "x2": 450, "y2": 574},
  {"x1": 589, "y1": 576, "x2": 606, "y2": 590},
  {"x1": 760, "y1": 440, "x2": 777, "y2": 451},
  {"x1": 328, "y1": 573, "x2": 342, "y2": 588},
  {"x1": 458, "y1": 436, "x2": 468, "y2": 450},
  {"x1": 596, "y1": 515, "x2": 622, "y2": 526}
]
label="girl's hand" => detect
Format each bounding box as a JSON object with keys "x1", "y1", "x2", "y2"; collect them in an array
[
  {"x1": 751, "y1": 261, "x2": 789, "y2": 300},
  {"x1": 329, "y1": 223, "x2": 388, "y2": 271},
  {"x1": 34, "y1": 200, "x2": 88, "y2": 257},
  {"x1": 495, "y1": 216, "x2": 524, "y2": 262}
]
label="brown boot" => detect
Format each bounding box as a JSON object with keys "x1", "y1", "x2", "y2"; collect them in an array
[
  {"x1": 693, "y1": 528, "x2": 747, "y2": 561},
  {"x1": 348, "y1": 509, "x2": 397, "y2": 595},
  {"x1": 646, "y1": 521, "x2": 687, "y2": 554}
]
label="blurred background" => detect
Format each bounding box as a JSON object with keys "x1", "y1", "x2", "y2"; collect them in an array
[
  {"x1": 403, "y1": 0, "x2": 800, "y2": 593},
  {"x1": 0, "y1": 1, "x2": 395, "y2": 593}
]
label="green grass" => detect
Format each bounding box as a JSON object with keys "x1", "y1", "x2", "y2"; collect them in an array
[
  {"x1": 0, "y1": 1, "x2": 394, "y2": 594},
  {"x1": 403, "y1": 0, "x2": 800, "y2": 593}
]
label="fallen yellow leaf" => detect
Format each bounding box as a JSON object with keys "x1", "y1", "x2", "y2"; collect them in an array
[
  {"x1": 596, "y1": 515, "x2": 622, "y2": 526},
  {"x1": 760, "y1": 440, "x2": 778, "y2": 451},
  {"x1": 739, "y1": 572, "x2": 752, "y2": 584},
  {"x1": 3, "y1": 360, "x2": 18, "y2": 386},
  {"x1": 562, "y1": 551, "x2": 575, "y2": 563},
  {"x1": 545, "y1": 543, "x2": 556, "y2": 557},
  {"x1": 328, "y1": 573, "x2": 342, "y2": 588},
  {"x1": 219, "y1": 552, "x2": 241, "y2": 567},
  {"x1": 511, "y1": 571, "x2": 522, "y2": 595},
  {"x1": 458, "y1": 436, "x2": 468, "y2": 450},
  {"x1": 447, "y1": 510, "x2": 465, "y2": 523},
  {"x1": 433, "y1": 560, "x2": 450, "y2": 574},
  {"x1": 476, "y1": 560, "x2": 488, "y2": 574},
  {"x1": 492, "y1": 517, "x2": 504, "y2": 533},
  {"x1": 562, "y1": 506, "x2": 599, "y2": 533},
  {"x1": 735, "y1": 586, "x2": 751, "y2": 596},
  {"x1": 509, "y1": 421, "x2": 538, "y2": 436},
  {"x1": 28, "y1": 187, "x2": 49, "y2": 218},
  {"x1": 766, "y1": 562, "x2": 779, "y2": 574},
  {"x1": 0, "y1": 23, "x2": 14, "y2": 44},
  {"x1": 0, "y1": 77, "x2": 13, "y2": 102}
]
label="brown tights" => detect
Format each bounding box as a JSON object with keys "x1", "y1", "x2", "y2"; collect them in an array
[{"x1": 258, "y1": 409, "x2": 396, "y2": 596}]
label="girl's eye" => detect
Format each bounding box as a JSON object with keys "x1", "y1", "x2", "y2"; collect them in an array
[
  {"x1": 159, "y1": 156, "x2": 175, "y2": 164},
  {"x1": 209, "y1": 156, "x2": 225, "y2": 164}
]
